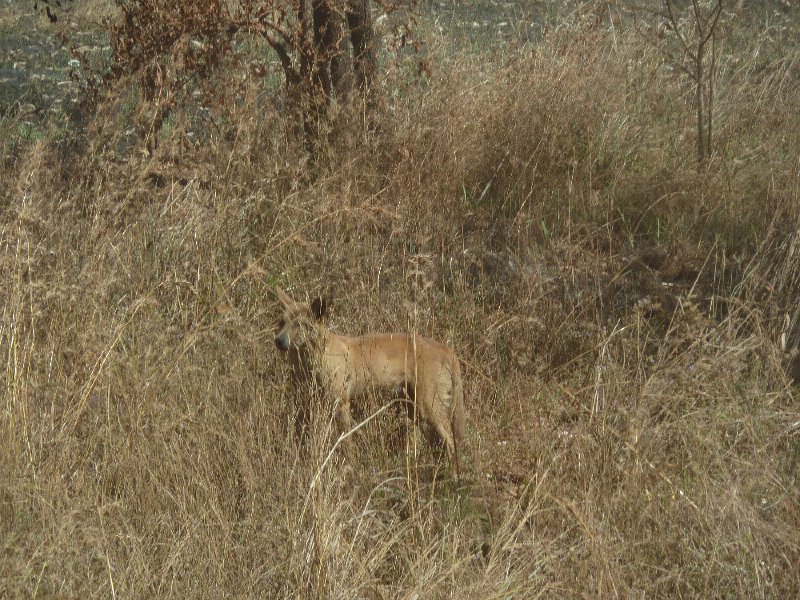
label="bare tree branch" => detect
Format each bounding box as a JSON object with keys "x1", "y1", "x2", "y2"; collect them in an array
[
  {"x1": 665, "y1": 0, "x2": 691, "y2": 56},
  {"x1": 700, "y1": 1, "x2": 724, "y2": 46}
]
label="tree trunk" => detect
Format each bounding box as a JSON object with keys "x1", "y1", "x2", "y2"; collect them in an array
[
  {"x1": 695, "y1": 39, "x2": 707, "y2": 164},
  {"x1": 346, "y1": 0, "x2": 377, "y2": 96},
  {"x1": 294, "y1": 0, "x2": 378, "y2": 148},
  {"x1": 707, "y1": 31, "x2": 717, "y2": 160},
  {"x1": 313, "y1": 0, "x2": 352, "y2": 101}
]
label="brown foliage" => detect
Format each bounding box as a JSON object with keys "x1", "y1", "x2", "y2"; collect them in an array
[
  {"x1": 2, "y1": 4, "x2": 800, "y2": 598},
  {"x1": 76, "y1": 0, "x2": 388, "y2": 155}
]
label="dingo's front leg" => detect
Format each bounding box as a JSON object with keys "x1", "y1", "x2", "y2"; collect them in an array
[{"x1": 335, "y1": 397, "x2": 353, "y2": 445}]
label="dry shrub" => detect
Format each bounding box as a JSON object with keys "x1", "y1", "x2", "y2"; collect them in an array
[{"x1": 1, "y1": 8, "x2": 799, "y2": 599}]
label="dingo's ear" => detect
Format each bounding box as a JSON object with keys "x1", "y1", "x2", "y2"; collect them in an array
[
  {"x1": 310, "y1": 296, "x2": 328, "y2": 320},
  {"x1": 274, "y1": 286, "x2": 293, "y2": 306}
]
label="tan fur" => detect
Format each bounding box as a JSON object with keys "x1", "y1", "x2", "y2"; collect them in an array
[{"x1": 273, "y1": 287, "x2": 465, "y2": 478}]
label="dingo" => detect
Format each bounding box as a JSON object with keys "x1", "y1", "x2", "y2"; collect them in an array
[{"x1": 273, "y1": 287, "x2": 465, "y2": 478}]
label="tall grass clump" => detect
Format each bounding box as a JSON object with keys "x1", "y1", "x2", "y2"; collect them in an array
[{"x1": 1, "y1": 2, "x2": 799, "y2": 597}]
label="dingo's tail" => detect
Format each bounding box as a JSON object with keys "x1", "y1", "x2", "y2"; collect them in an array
[{"x1": 451, "y1": 358, "x2": 465, "y2": 479}]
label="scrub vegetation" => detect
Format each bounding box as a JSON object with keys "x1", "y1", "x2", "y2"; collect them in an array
[{"x1": 1, "y1": 1, "x2": 799, "y2": 597}]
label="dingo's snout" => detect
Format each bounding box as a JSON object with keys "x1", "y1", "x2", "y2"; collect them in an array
[{"x1": 274, "y1": 331, "x2": 291, "y2": 351}]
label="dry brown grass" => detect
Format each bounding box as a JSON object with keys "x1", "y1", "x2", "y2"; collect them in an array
[{"x1": 1, "y1": 5, "x2": 799, "y2": 598}]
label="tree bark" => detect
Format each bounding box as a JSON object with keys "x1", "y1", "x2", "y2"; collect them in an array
[
  {"x1": 695, "y1": 38, "x2": 707, "y2": 163},
  {"x1": 293, "y1": 0, "x2": 378, "y2": 147},
  {"x1": 346, "y1": 0, "x2": 377, "y2": 96}
]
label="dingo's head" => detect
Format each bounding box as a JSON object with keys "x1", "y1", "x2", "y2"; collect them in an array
[{"x1": 273, "y1": 287, "x2": 327, "y2": 353}]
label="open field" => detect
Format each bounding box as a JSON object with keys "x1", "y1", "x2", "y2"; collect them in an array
[{"x1": 1, "y1": 1, "x2": 799, "y2": 597}]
